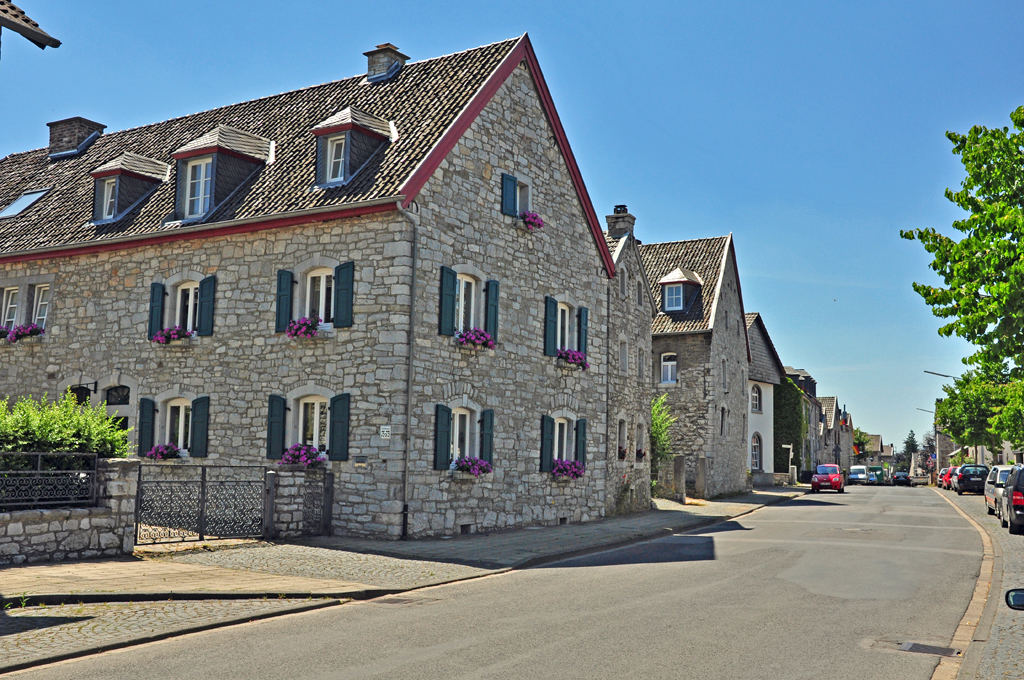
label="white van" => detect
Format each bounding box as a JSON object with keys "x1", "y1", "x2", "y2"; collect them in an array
[{"x1": 849, "y1": 465, "x2": 868, "y2": 485}]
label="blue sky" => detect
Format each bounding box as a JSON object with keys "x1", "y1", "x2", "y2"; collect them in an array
[{"x1": 3, "y1": 0, "x2": 1023, "y2": 449}]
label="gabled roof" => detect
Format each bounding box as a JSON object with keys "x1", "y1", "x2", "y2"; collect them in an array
[
  {"x1": 745, "y1": 312, "x2": 785, "y2": 385},
  {"x1": 0, "y1": 1, "x2": 60, "y2": 49},
  {"x1": 603, "y1": 230, "x2": 656, "y2": 309},
  {"x1": 90, "y1": 153, "x2": 170, "y2": 182},
  {"x1": 820, "y1": 396, "x2": 837, "y2": 428},
  {"x1": 867, "y1": 434, "x2": 883, "y2": 453},
  {"x1": 172, "y1": 125, "x2": 272, "y2": 162},
  {"x1": 312, "y1": 106, "x2": 392, "y2": 139},
  {"x1": 640, "y1": 236, "x2": 728, "y2": 334}
]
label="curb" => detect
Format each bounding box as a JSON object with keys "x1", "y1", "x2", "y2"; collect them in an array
[{"x1": 0, "y1": 597, "x2": 344, "y2": 676}]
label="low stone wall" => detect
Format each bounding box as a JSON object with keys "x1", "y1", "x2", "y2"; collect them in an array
[{"x1": 0, "y1": 458, "x2": 139, "y2": 565}]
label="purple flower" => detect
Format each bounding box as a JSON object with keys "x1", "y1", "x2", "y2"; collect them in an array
[
  {"x1": 551, "y1": 459, "x2": 585, "y2": 479},
  {"x1": 152, "y1": 326, "x2": 194, "y2": 344},
  {"x1": 145, "y1": 442, "x2": 181, "y2": 459},
  {"x1": 453, "y1": 457, "x2": 493, "y2": 476},
  {"x1": 556, "y1": 347, "x2": 589, "y2": 370},
  {"x1": 519, "y1": 211, "x2": 545, "y2": 231},
  {"x1": 286, "y1": 317, "x2": 320, "y2": 339},
  {"x1": 455, "y1": 327, "x2": 495, "y2": 349},
  {"x1": 280, "y1": 443, "x2": 326, "y2": 467},
  {"x1": 7, "y1": 323, "x2": 45, "y2": 343}
]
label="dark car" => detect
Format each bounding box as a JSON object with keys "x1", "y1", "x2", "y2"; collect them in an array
[
  {"x1": 1002, "y1": 466, "x2": 1024, "y2": 534},
  {"x1": 956, "y1": 464, "x2": 990, "y2": 495},
  {"x1": 892, "y1": 471, "x2": 911, "y2": 486}
]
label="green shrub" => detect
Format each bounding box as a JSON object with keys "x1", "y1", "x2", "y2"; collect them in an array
[
  {"x1": 650, "y1": 393, "x2": 678, "y2": 478},
  {"x1": 0, "y1": 391, "x2": 130, "y2": 458}
]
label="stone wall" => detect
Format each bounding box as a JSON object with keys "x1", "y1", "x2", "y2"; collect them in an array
[
  {"x1": 269, "y1": 467, "x2": 306, "y2": 539},
  {"x1": 0, "y1": 458, "x2": 138, "y2": 565}
]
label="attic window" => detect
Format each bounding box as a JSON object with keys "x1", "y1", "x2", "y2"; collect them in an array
[
  {"x1": 664, "y1": 284, "x2": 683, "y2": 311},
  {"x1": 0, "y1": 189, "x2": 48, "y2": 218},
  {"x1": 102, "y1": 179, "x2": 117, "y2": 219},
  {"x1": 327, "y1": 136, "x2": 346, "y2": 182}
]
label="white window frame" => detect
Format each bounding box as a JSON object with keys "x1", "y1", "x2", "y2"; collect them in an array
[
  {"x1": 306, "y1": 268, "x2": 334, "y2": 327},
  {"x1": 554, "y1": 417, "x2": 573, "y2": 461},
  {"x1": 664, "y1": 284, "x2": 683, "y2": 311},
  {"x1": 751, "y1": 385, "x2": 762, "y2": 413},
  {"x1": 2, "y1": 287, "x2": 19, "y2": 329},
  {"x1": 31, "y1": 284, "x2": 50, "y2": 327},
  {"x1": 451, "y1": 407, "x2": 477, "y2": 461},
  {"x1": 299, "y1": 396, "x2": 329, "y2": 451},
  {"x1": 185, "y1": 158, "x2": 212, "y2": 218},
  {"x1": 176, "y1": 281, "x2": 200, "y2": 331},
  {"x1": 327, "y1": 135, "x2": 346, "y2": 183},
  {"x1": 102, "y1": 178, "x2": 117, "y2": 219},
  {"x1": 751, "y1": 433, "x2": 762, "y2": 470},
  {"x1": 166, "y1": 398, "x2": 192, "y2": 454},
  {"x1": 516, "y1": 181, "x2": 530, "y2": 213},
  {"x1": 455, "y1": 274, "x2": 478, "y2": 333},
  {"x1": 557, "y1": 302, "x2": 574, "y2": 350},
  {"x1": 661, "y1": 353, "x2": 677, "y2": 384}
]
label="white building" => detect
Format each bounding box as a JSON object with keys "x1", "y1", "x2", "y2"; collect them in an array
[{"x1": 745, "y1": 314, "x2": 786, "y2": 486}]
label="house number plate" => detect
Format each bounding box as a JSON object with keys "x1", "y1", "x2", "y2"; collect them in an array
[{"x1": 380, "y1": 425, "x2": 391, "y2": 439}]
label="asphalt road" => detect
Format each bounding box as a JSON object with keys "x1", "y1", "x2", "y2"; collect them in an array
[{"x1": 13, "y1": 485, "x2": 982, "y2": 680}]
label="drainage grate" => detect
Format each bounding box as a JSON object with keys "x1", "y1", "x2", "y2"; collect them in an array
[{"x1": 899, "y1": 642, "x2": 962, "y2": 657}]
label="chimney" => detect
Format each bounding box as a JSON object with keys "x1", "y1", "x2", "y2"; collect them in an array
[
  {"x1": 364, "y1": 43, "x2": 409, "y2": 81},
  {"x1": 605, "y1": 204, "x2": 636, "y2": 239},
  {"x1": 46, "y1": 117, "x2": 105, "y2": 158}
]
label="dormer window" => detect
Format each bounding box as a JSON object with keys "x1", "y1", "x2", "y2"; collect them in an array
[
  {"x1": 658, "y1": 267, "x2": 704, "y2": 313},
  {"x1": 327, "y1": 136, "x2": 346, "y2": 183},
  {"x1": 90, "y1": 153, "x2": 169, "y2": 222},
  {"x1": 102, "y1": 178, "x2": 117, "y2": 219},
  {"x1": 311, "y1": 107, "x2": 390, "y2": 187},
  {"x1": 172, "y1": 125, "x2": 271, "y2": 221},
  {"x1": 186, "y1": 158, "x2": 213, "y2": 217},
  {"x1": 665, "y1": 284, "x2": 683, "y2": 311}
]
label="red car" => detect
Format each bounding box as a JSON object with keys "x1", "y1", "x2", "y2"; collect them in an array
[
  {"x1": 812, "y1": 464, "x2": 845, "y2": 493},
  {"x1": 942, "y1": 466, "x2": 960, "y2": 490}
]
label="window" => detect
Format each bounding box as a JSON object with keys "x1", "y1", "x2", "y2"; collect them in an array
[
  {"x1": 661, "y1": 353, "x2": 677, "y2": 383},
  {"x1": 725, "y1": 310, "x2": 729, "y2": 329},
  {"x1": 31, "y1": 285, "x2": 50, "y2": 327},
  {"x1": 637, "y1": 280, "x2": 644, "y2": 306},
  {"x1": 517, "y1": 181, "x2": 530, "y2": 213},
  {"x1": 751, "y1": 385, "x2": 762, "y2": 413},
  {"x1": 557, "y1": 302, "x2": 573, "y2": 349},
  {"x1": 456, "y1": 274, "x2": 477, "y2": 333},
  {"x1": 721, "y1": 359, "x2": 727, "y2": 390},
  {"x1": 638, "y1": 349, "x2": 646, "y2": 380},
  {"x1": 618, "y1": 419, "x2": 626, "y2": 452},
  {"x1": 751, "y1": 434, "x2": 762, "y2": 470},
  {"x1": 636, "y1": 423, "x2": 645, "y2": 454},
  {"x1": 0, "y1": 189, "x2": 47, "y2": 218},
  {"x1": 105, "y1": 385, "x2": 130, "y2": 406},
  {"x1": 306, "y1": 268, "x2": 334, "y2": 326},
  {"x1": 2, "y1": 287, "x2": 18, "y2": 329},
  {"x1": 664, "y1": 284, "x2": 683, "y2": 311},
  {"x1": 554, "y1": 417, "x2": 573, "y2": 461},
  {"x1": 619, "y1": 341, "x2": 628, "y2": 373},
  {"x1": 185, "y1": 158, "x2": 212, "y2": 217},
  {"x1": 102, "y1": 178, "x2": 117, "y2": 219},
  {"x1": 69, "y1": 386, "x2": 92, "y2": 405},
  {"x1": 451, "y1": 407, "x2": 475, "y2": 460},
  {"x1": 619, "y1": 268, "x2": 627, "y2": 298},
  {"x1": 327, "y1": 135, "x2": 345, "y2": 182},
  {"x1": 176, "y1": 281, "x2": 200, "y2": 331},
  {"x1": 720, "y1": 407, "x2": 726, "y2": 436},
  {"x1": 167, "y1": 398, "x2": 192, "y2": 453},
  {"x1": 300, "y1": 396, "x2": 329, "y2": 451}
]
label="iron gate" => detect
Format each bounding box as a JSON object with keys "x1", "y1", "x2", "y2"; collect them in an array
[
  {"x1": 302, "y1": 469, "x2": 333, "y2": 536},
  {"x1": 136, "y1": 464, "x2": 267, "y2": 544}
]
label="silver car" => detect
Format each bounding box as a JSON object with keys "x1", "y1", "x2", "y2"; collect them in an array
[{"x1": 986, "y1": 465, "x2": 1015, "y2": 518}]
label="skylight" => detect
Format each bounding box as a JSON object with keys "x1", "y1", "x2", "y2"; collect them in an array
[{"x1": 0, "y1": 189, "x2": 48, "y2": 218}]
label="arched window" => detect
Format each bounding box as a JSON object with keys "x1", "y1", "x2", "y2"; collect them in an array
[
  {"x1": 751, "y1": 385, "x2": 762, "y2": 413},
  {"x1": 638, "y1": 349, "x2": 646, "y2": 380},
  {"x1": 554, "y1": 417, "x2": 573, "y2": 461},
  {"x1": 617, "y1": 419, "x2": 627, "y2": 455},
  {"x1": 455, "y1": 274, "x2": 479, "y2": 333},
  {"x1": 557, "y1": 302, "x2": 574, "y2": 350},
  {"x1": 451, "y1": 407, "x2": 477, "y2": 459},
  {"x1": 306, "y1": 268, "x2": 334, "y2": 326},
  {"x1": 751, "y1": 433, "x2": 763, "y2": 470},
  {"x1": 636, "y1": 280, "x2": 644, "y2": 306},
  {"x1": 299, "y1": 396, "x2": 329, "y2": 451},
  {"x1": 619, "y1": 341, "x2": 628, "y2": 373},
  {"x1": 635, "y1": 423, "x2": 645, "y2": 456},
  {"x1": 619, "y1": 267, "x2": 627, "y2": 298},
  {"x1": 69, "y1": 385, "x2": 92, "y2": 405},
  {"x1": 661, "y1": 353, "x2": 677, "y2": 384},
  {"x1": 175, "y1": 281, "x2": 200, "y2": 331},
  {"x1": 166, "y1": 398, "x2": 192, "y2": 453}
]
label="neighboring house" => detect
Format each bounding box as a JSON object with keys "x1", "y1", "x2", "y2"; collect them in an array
[
  {"x1": 0, "y1": 36, "x2": 652, "y2": 538},
  {"x1": 640, "y1": 235, "x2": 751, "y2": 499},
  {"x1": 785, "y1": 367, "x2": 823, "y2": 474},
  {"x1": 603, "y1": 206, "x2": 655, "y2": 514},
  {"x1": 744, "y1": 313, "x2": 784, "y2": 486},
  {"x1": 820, "y1": 397, "x2": 854, "y2": 471}
]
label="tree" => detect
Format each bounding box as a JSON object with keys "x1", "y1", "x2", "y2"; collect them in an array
[
  {"x1": 649, "y1": 393, "x2": 677, "y2": 479},
  {"x1": 853, "y1": 428, "x2": 872, "y2": 463},
  {"x1": 935, "y1": 371, "x2": 1004, "y2": 453},
  {"x1": 991, "y1": 380, "x2": 1024, "y2": 450},
  {"x1": 897, "y1": 430, "x2": 919, "y2": 473},
  {"x1": 920, "y1": 431, "x2": 937, "y2": 472},
  {"x1": 774, "y1": 377, "x2": 805, "y2": 474},
  {"x1": 901, "y1": 106, "x2": 1024, "y2": 377}
]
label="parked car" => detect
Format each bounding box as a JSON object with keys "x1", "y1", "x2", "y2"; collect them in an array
[
  {"x1": 985, "y1": 466, "x2": 1014, "y2": 517},
  {"x1": 937, "y1": 468, "x2": 948, "y2": 487},
  {"x1": 942, "y1": 466, "x2": 960, "y2": 490},
  {"x1": 1001, "y1": 466, "x2": 1024, "y2": 534},
  {"x1": 812, "y1": 464, "x2": 845, "y2": 493},
  {"x1": 849, "y1": 465, "x2": 868, "y2": 485},
  {"x1": 892, "y1": 471, "x2": 911, "y2": 486},
  {"x1": 956, "y1": 464, "x2": 990, "y2": 495}
]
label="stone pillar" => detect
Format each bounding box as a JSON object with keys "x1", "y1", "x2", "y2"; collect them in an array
[
  {"x1": 96, "y1": 458, "x2": 140, "y2": 555},
  {"x1": 673, "y1": 456, "x2": 687, "y2": 503},
  {"x1": 269, "y1": 466, "x2": 306, "y2": 539},
  {"x1": 694, "y1": 457, "x2": 708, "y2": 499}
]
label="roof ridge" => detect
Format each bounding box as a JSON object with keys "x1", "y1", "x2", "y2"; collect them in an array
[
  {"x1": 639, "y1": 235, "x2": 730, "y2": 248},
  {"x1": 405, "y1": 35, "x2": 522, "y2": 67}
]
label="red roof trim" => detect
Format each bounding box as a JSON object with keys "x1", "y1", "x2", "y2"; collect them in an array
[
  {"x1": 311, "y1": 123, "x2": 389, "y2": 141},
  {"x1": 90, "y1": 169, "x2": 161, "y2": 183},
  {"x1": 172, "y1": 146, "x2": 265, "y2": 165},
  {"x1": 398, "y1": 34, "x2": 616, "y2": 278},
  {"x1": 0, "y1": 202, "x2": 396, "y2": 266}
]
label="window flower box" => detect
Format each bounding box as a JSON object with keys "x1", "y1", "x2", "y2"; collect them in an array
[
  {"x1": 145, "y1": 443, "x2": 184, "y2": 460},
  {"x1": 551, "y1": 459, "x2": 585, "y2": 480},
  {"x1": 635, "y1": 449, "x2": 646, "y2": 460},
  {"x1": 286, "y1": 317, "x2": 320, "y2": 339},
  {"x1": 279, "y1": 443, "x2": 326, "y2": 468},
  {"x1": 451, "y1": 457, "x2": 492, "y2": 478},
  {"x1": 6, "y1": 323, "x2": 44, "y2": 344},
  {"x1": 152, "y1": 326, "x2": 194, "y2": 345},
  {"x1": 518, "y1": 211, "x2": 544, "y2": 232},
  {"x1": 556, "y1": 348, "x2": 589, "y2": 370},
  {"x1": 455, "y1": 328, "x2": 495, "y2": 350}
]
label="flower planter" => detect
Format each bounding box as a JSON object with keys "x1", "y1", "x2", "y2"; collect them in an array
[
  {"x1": 455, "y1": 328, "x2": 495, "y2": 350},
  {"x1": 555, "y1": 349, "x2": 588, "y2": 371},
  {"x1": 451, "y1": 470, "x2": 490, "y2": 481},
  {"x1": 168, "y1": 338, "x2": 194, "y2": 347}
]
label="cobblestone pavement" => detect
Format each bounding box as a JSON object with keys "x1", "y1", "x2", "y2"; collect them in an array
[
  {"x1": 0, "y1": 598, "x2": 337, "y2": 673},
  {"x1": 941, "y1": 488, "x2": 1024, "y2": 680}
]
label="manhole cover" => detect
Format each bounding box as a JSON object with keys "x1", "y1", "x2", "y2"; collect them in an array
[{"x1": 899, "y1": 642, "x2": 961, "y2": 657}]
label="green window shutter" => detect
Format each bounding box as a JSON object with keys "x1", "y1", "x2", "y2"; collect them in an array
[
  {"x1": 575, "y1": 418, "x2": 587, "y2": 467},
  {"x1": 485, "y1": 280, "x2": 499, "y2": 342},
  {"x1": 479, "y1": 409, "x2": 494, "y2": 463},
  {"x1": 438, "y1": 266, "x2": 457, "y2": 336},
  {"x1": 501, "y1": 173, "x2": 518, "y2": 216},
  {"x1": 328, "y1": 393, "x2": 350, "y2": 461},
  {"x1": 540, "y1": 415, "x2": 554, "y2": 472},
  {"x1": 196, "y1": 276, "x2": 216, "y2": 337},
  {"x1": 275, "y1": 270, "x2": 293, "y2": 333},
  {"x1": 577, "y1": 307, "x2": 589, "y2": 355},
  {"x1": 148, "y1": 282, "x2": 165, "y2": 340},
  {"x1": 434, "y1": 404, "x2": 452, "y2": 470},
  {"x1": 333, "y1": 262, "x2": 354, "y2": 328},
  {"x1": 190, "y1": 396, "x2": 210, "y2": 457},
  {"x1": 544, "y1": 296, "x2": 558, "y2": 356},
  {"x1": 138, "y1": 398, "x2": 155, "y2": 456},
  {"x1": 267, "y1": 395, "x2": 286, "y2": 459}
]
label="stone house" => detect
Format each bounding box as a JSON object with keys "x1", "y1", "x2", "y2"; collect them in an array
[
  {"x1": 744, "y1": 313, "x2": 784, "y2": 486},
  {"x1": 0, "y1": 35, "x2": 651, "y2": 538},
  {"x1": 820, "y1": 397, "x2": 854, "y2": 471},
  {"x1": 639, "y1": 235, "x2": 751, "y2": 499},
  {"x1": 785, "y1": 367, "x2": 824, "y2": 473}
]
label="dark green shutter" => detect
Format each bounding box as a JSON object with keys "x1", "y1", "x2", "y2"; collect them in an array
[
  {"x1": 196, "y1": 276, "x2": 216, "y2": 337},
  {"x1": 148, "y1": 282, "x2": 165, "y2": 339},
  {"x1": 544, "y1": 296, "x2": 558, "y2": 356},
  {"x1": 267, "y1": 395, "x2": 286, "y2": 459},
  {"x1": 190, "y1": 396, "x2": 210, "y2": 457},
  {"x1": 333, "y1": 262, "x2": 354, "y2": 328},
  {"x1": 275, "y1": 270, "x2": 293, "y2": 333},
  {"x1": 328, "y1": 393, "x2": 350, "y2": 461},
  {"x1": 315, "y1": 136, "x2": 327, "y2": 185},
  {"x1": 480, "y1": 409, "x2": 494, "y2": 463},
  {"x1": 577, "y1": 307, "x2": 589, "y2": 355},
  {"x1": 540, "y1": 415, "x2": 554, "y2": 472},
  {"x1": 138, "y1": 398, "x2": 155, "y2": 456},
  {"x1": 501, "y1": 173, "x2": 518, "y2": 216},
  {"x1": 485, "y1": 280, "x2": 499, "y2": 342},
  {"x1": 438, "y1": 266, "x2": 457, "y2": 336},
  {"x1": 575, "y1": 418, "x2": 587, "y2": 467},
  {"x1": 434, "y1": 404, "x2": 452, "y2": 470}
]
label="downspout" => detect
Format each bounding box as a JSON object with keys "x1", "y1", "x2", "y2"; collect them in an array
[{"x1": 396, "y1": 200, "x2": 420, "y2": 539}]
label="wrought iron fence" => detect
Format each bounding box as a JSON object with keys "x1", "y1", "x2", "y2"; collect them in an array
[
  {"x1": 136, "y1": 464, "x2": 267, "y2": 544},
  {"x1": 0, "y1": 452, "x2": 98, "y2": 511}
]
